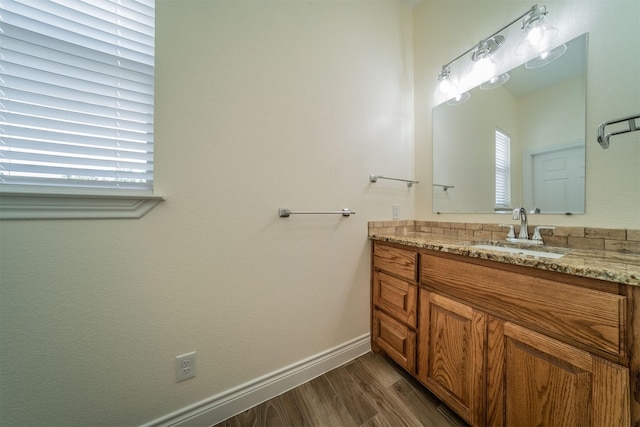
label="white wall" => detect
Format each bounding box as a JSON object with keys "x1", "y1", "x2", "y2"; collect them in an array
[
  {"x1": 518, "y1": 76, "x2": 585, "y2": 152},
  {"x1": 414, "y1": 0, "x2": 640, "y2": 228},
  {"x1": 432, "y1": 83, "x2": 518, "y2": 213},
  {"x1": 0, "y1": 1, "x2": 415, "y2": 425}
]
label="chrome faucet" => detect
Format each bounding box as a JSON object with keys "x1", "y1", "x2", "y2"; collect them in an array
[{"x1": 512, "y1": 207, "x2": 528, "y2": 239}]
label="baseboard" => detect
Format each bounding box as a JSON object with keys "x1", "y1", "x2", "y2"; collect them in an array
[{"x1": 142, "y1": 333, "x2": 371, "y2": 427}]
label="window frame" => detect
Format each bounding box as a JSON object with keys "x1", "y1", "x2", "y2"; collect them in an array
[
  {"x1": 0, "y1": 186, "x2": 163, "y2": 219},
  {"x1": 0, "y1": 0, "x2": 162, "y2": 220}
]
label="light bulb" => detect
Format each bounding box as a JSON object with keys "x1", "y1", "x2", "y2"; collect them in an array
[
  {"x1": 473, "y1": 55, "x2": 498, "y2": 83},
  {"x1": 439, "y1": 78, "x2": 455, "y2": 97},
  {"x1": 527, "y1": 24, "x2": 545, "y2": 46}
]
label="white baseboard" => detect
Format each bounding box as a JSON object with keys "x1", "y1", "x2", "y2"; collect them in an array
[{"x1": 142, "y1": 333, "x2": 371, "y2": 427}]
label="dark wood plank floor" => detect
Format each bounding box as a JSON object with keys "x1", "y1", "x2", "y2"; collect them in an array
[{"x1": 213, "y1": 351, "x2": 468, "y2": 427}]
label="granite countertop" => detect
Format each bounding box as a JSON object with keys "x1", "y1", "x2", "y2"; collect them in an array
[{"x1": 370, "y1": 232, "x2": 640, "y2": 287}]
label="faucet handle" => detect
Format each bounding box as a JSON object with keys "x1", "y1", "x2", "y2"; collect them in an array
[
  {"x1": 499, "y1": 224, "x2": 516, "y2": 239},
  {"x1": 532, "y1": 226, "x2": 556, "y2": 241}
]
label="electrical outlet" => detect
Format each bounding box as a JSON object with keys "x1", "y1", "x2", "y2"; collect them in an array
[
  {"x1": 392, "y1": 204, "x2": 400, "y2": 220},
  {"x1": 176, "y1": 351, "x2": 196, "y2": 382}
]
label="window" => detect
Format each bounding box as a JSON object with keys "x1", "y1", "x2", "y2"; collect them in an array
[
  {"x1": 0, "y1": 0, "x2": 161, "y2": 219},
  {"x1": 495, "y1": 128, "x2": 511, "y2": 209}
]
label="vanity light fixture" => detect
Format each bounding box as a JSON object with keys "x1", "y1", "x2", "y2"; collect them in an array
[
  {"x1": 520, "y1": 4, "x2": 558, "y2": 51},
  {"x1": 438, "y1": 65, "x2": 470, "y2": 105},
  {"x1": 436, "y1": 4, "x2": 562, "y2": 102},
  {"x1": 517, "y1": 4, "x2": 566, "y2": 67},
  {"x1": 437, "y1": 66, "x2": 455, "y2": 97},
  {"x1": 471, "y1": 35, "x2": 503, "y2": 84}
]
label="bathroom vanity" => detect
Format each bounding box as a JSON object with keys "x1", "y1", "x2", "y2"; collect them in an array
[{"x1": 370, "y1": 222, "x2": 640, "y2": 427}]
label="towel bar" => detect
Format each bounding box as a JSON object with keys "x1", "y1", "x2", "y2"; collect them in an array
[
  {"x1": 369, "y1": 174, "x2": 419, "y2": 188},
  {"x1": 597, "y1": 113, "x2": 640, "y2": 149},
  {"x1": 278, "y1": 208, "x2": 355, "y2": 218},
  {"x1": 433, "y1": 183, "x2": 455, "y2": 191}
]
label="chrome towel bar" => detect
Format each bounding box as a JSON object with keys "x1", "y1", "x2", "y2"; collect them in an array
[
  {"x1": 433, "y1": 183, "x2": 455, "y2": 191},
  {"x1": 278, "y1": 208, "x2": 355, "y2": 218},
  {"x1": 597, "y1": 113, "x2": 640, "y2": 149},
  {"x1": 369, "y1": 174, "x2": 419, "y2": 188}
]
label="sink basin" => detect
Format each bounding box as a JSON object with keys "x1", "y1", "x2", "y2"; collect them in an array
[{"x1": 472, "y1": 244, "x2": 568, "y2": 259}]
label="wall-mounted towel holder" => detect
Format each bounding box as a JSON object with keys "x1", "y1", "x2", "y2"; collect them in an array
[
  {"x1": 279, "y1": 208, "x2": 355, "y2": 218},
  {"x1": 369, "y1": 174, "x2": 419, "y2": 188},
  {"x1": 433, "y1": 183, "x2": 455, "y2": 192},
  {"x1": 597, "y1": 113, "x2": 640, "y2": 149}
]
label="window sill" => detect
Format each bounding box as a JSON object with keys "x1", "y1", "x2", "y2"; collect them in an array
[{"x1": 0, "y1": 190, "x2": 165, "y2": 220}]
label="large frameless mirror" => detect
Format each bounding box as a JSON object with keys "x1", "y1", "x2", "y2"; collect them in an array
[{"x1": 432, "y1": 33, "x2": 587, "y2": 214}]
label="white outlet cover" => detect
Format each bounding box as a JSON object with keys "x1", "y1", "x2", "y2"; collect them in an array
[{"x1": 176, "y1": 351, "x2": 196, "y2": 382}]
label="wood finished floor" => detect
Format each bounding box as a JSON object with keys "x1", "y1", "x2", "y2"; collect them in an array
[{"x1": 213, "y1": 352, "x2": 468, "y2": 427}]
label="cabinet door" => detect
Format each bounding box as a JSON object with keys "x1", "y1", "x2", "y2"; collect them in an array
[
  {"x1": 372, "y1": 309, "x2": 416, "y2": 373},
  {"x1": 418, "y1": 291, "x2": 486, "y2": 426},
  {"x1": 487, "y1": 318, "x2": 630, "y2": 427}
]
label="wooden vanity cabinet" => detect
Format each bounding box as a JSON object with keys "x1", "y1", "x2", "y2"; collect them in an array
[
  {"x1": 370, "y1": 241, "x2": 636, "y2": 426},
  {"x1": 420, "y1": 250, "x2": 630, "y2": 427},
  {"x1": 371, "y1": 242, "x2": 418, "y2": 373}
]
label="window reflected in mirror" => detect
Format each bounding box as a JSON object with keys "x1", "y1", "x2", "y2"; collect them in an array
[{"x1": 495, "y1": 129, "x2": 511, "y2": 210}]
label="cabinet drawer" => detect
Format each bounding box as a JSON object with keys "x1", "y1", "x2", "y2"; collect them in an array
[
  {"x1": 421, "y1": 253, "x2": 626, "y2": 362},
  {"x1": 373, "y1": 243, "x2": 417, "y2": 281},
  {"x1": 372, "y1": 309, "x2": 416, "y2": 373},
  {"x1": 373, "y1": 271, "x2": 417, "y2": 327}
]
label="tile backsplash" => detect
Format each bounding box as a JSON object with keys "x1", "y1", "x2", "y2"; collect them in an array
[{"x1": 368, "y1": 220, "x2": 640, "y2": 254}]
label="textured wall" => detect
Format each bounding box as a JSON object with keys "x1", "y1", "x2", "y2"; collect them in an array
[{"x1": 0, "y1": 2, "x2": 415, "y2": 425}]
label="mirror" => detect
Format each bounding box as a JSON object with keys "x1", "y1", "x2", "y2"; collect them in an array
[{"x1": 433, "y1": 33, "x2": 587, "y2": 214}]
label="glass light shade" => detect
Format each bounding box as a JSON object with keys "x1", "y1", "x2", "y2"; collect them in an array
[
  {"x1": 437, "y1": 71, "x2": 466, "y2": 104},
  {"x1": 480, "y1": 73, "x2": 510, "y2": 90},
  {"x1": 447, "y1": 91, "x2": 470, "y2": 106},
  {"x1": 438, "y1": 77, "x2": 456, "y2": 98},
  {"x1": 525, "y1": 43, "x2": 567, "y2": 69}
]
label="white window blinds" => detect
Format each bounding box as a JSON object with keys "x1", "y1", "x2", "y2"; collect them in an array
[
  {"x1": 495, "y1": 128, "x2": 511, "y2": 209},
  {"x1": 0, "y1": 0, "x2": 155, "y2": 192}
]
